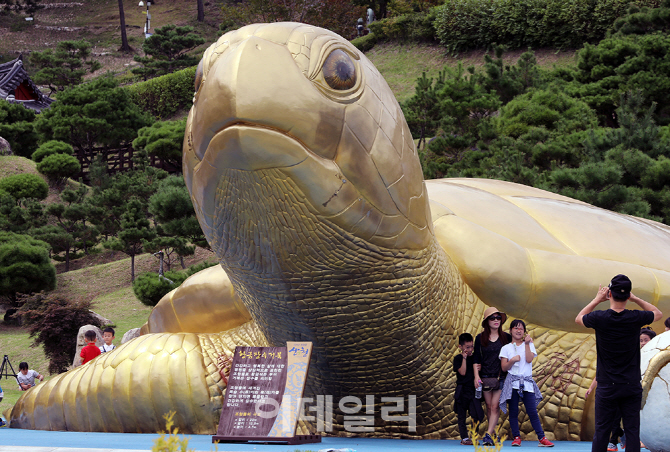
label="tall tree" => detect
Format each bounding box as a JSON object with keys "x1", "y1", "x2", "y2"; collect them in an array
[
  {"x1": 118, "y1": 0, "x2": 132, "y2": 52},
  {"x1": 29, "y1": 40, "x2": 102, "y2": 94},
  {"x1": 132, "y1": 24, "x2": 205, "y2": 79},
  {"x1": 104, "y1": 198, "x2": 156, "y2": 282},
  {"x1": 0, "y1": 100, "x2": 39, "y2": 158},
  {"x1": 132, "y1": 119, "x2": 186, "y2": 168},
  {"x1": 0, "y1": 0, "x2": 43, "y2": 16},
  {"x1": 34, "y1": 75, "x2": 153, "y2": 156},
  {"x1": 197, "y1": 0, "x2": 204, "y2": 21},
  {"x1": 147, "y1": 175, "x2": 208, "y2": 268},
  {"x1": 0, "y1": 231, "x2": 56, "y2": 304},
  {"x1": 33, "y1": 184, "x2": 98, "y2": 272}
]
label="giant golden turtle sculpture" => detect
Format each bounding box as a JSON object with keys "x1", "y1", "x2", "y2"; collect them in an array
[{"x1": 8, "y1": 22, "x2": 670, "y2": 439}]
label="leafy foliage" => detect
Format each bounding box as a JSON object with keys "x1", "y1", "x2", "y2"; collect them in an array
[
  {"x1": 0, "y1": 192, "x2": 45, "y2": 232},
  {"x1": 32, "y1": 140, "x2": 74, "y2": 163},
  {"x1": 367, "y1": 8, "x2": 438, "y2": 43},
  {"x1": 29, "y1": 40, "x2": 102, "y2": 94},
  {"x1": 132, "y1": 270, "x2": 188, "y2": 306},
  {"x1": 104, "y1": 199, "x2": 156, "y2": 282},
  {"x1": 0, "y1": 232, "x2": 56, "y2": 302},
  {"x1": 133, "y1": 119, "x2": 186, "y2": 168},
  {"x1": 32, "y1": 184, "x2": 98, "y2": 271},
  {"x1": 0, "y1": 100, "x2": 39, "y2": 158},
  {"x1": 34, "y1": 75, "x2": 153, "y2": 155},
  {"x1": 146, "y1": 176, "x2": 208, "y2": 269},
  {"x1": 133, "y1": 261, "x2": 217, "y2": 307},
  {"x1": 569, "y1": 12, "x2": 670, "y2": 125},
  {"x1": 36, "y1": 153, "x2": 81, "y2": 186},
  {"x1": 132, "y1": 25, "x2": 205, "y2": 80},
  {"x1": 88, "y1": 150, "x2": 167, "y2": 242},
  {"x1": 0, "y1": 0, "x2": 43, "y2": 16},
  {"x1": 433, "y1": 0, "x2": 660, "y2": 53},
  {"x1": 125, "y1": 66, "x2": 196, "y2": 119},
  {"x1": 0, "y1": 173, "x2": 48, "y2": 201},
  {"x1": 18, "y1": 293, "x2": 102, "y2": 374}
]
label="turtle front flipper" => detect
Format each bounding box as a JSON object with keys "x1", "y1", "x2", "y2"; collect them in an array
[
  {"x1": 143, "y1": 264, "x2": 252, "y2": 334},
  {"x1": 8, "y1": 324, "x2": 266, "y2": 433}
]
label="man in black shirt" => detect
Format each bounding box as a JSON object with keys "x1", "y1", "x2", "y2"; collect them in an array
[{"x1": 576, "y1": 274, "x2": 662, "y2": 452}]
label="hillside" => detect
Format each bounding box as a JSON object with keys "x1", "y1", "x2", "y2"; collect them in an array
[
  {"x1": 0, "y1": 0, "x2": 224, "y2": 73},
  {"x1": 0, "y1": 246, "x2": 216, "y2": 415}
]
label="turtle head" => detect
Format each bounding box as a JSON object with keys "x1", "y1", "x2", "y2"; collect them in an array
[{"x1": 184, "y1": 22, "x2": 432, "y2": 252}]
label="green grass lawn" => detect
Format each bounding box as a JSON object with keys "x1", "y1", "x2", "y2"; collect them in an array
[{"x1": 0, "y1": 247, "x2": 214, "y2": 418}]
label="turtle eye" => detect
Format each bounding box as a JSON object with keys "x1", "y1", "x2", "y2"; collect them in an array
[
  {"x1": 323, "y1": 49, "x2": 356, "y2": 90},
  {"x1": 195, "y1": 59, "x2": 204, "y2": 92}
]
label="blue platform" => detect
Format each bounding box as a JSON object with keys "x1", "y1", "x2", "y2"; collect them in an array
[{"x1": 0, "y1": 427, "x2": 597, "y2": 452}]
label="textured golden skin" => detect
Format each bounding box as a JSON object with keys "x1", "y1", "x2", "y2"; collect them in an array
[{"x1": 8, "y1": 22, "x2": 670, "y2": 438}]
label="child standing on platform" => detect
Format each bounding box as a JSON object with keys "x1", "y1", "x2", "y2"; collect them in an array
[
  {"x1": 80, "y1": 330, "x2": 101, "y2": 365},
  {"x1": 99, "y1": 327, "x2": 116, "y2": 353},
  {"x1": 453, "y1": 333, "x2": 485, "y2": 445},
  {"x1": 499, "y1": 319, "x2": 554, "y2": 447}
]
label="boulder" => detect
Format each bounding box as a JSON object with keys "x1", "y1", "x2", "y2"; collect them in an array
[
  {"x1": 121, "y1": 328, "x2": 141, "y2": 344},
  {"x1": 72, "y1": 325, "x2": 103, "y2": 368},
  {"x1": 0, "y1": 137, "x2": 11, "y2": 156},
  {"x1": 89, "y1": 311, "x2": 111, "y2": 326}
]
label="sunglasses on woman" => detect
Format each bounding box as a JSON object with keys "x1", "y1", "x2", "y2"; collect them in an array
[{"x1": 489, "y1": 315, "x2": 502, "y2": 321}]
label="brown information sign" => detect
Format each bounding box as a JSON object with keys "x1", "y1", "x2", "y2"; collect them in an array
[{"x1": 212, "y1": 341, "x2": 320, "y2": 445}]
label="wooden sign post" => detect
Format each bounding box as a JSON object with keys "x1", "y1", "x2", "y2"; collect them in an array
[{"x1": 212, "y1": 341, "x2": 321, "y2": 445}]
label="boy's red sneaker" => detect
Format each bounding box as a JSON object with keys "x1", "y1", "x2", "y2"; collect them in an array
[
  {"x1": 539, "y1": 437, "x2": 555, "y2": 447},
  {"x1": 512, "y1": 436, "x2": 522, "y2": 447}
]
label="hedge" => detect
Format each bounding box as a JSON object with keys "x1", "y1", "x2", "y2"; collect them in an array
[
  {"x1": 366, "y1": 10, "x2": 438, "y2": 43},
  {"x1": 125, "y1": 66, "x2": 197, "y2": 120},
  {"x1": 434, "y1": 0, "x2": 661, "y2": 53}
]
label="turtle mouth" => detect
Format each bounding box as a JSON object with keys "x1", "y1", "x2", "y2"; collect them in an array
[{"x1": 199, "y1": 121, "x2": 312, "y2": 172}]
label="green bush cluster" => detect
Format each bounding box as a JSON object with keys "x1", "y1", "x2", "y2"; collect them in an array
[
  {"x1": 0, "y1": 173, "x2": 49, "y2": 201},
  {"x1": 434, "y1": 0, "x2": 660, "y2": 53},
  {"x1": 125, "y1": 66, "x2": 197, "y2": 119},
  {"x1": 367, "y1": 9, "x2": 438, "y2": 43},
  {"x1": 352, "y1": 32, "x2": 379, "y2": 52},
  {"x1": 32, "y1": 140, "x2": 74, "y2": 163},
  {"x1": 405, "y1": 21, "x2": 670, "y2": 223},
  {"x1": 132, "y1": 261, "x2": 217, "y2": 307}
]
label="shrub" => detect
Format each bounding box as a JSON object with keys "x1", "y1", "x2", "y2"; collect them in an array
[
  {"x1": 36, "y1": 153, "x2": 81, "y2": 185},
  {"x1": 367, "y1": 9, "x2": 438, "y2": 43},
  {"x1": 18, "y1": 293, "x2": 102, "y2": 374},
  {"x1": 497, "y1": 89, "x2": 598, "y2": 137},
  {"x1": 132, "y1": 119, "x2": 187, "y2": 168},
  {"x1": 0, "y1": 232, "x2": 56, "y2": 302},
  {"x1": 125, "y1": 66, "x2": 197, "y2": 119},
  {"x1": 132, "y1": 270, "x2": 189, "y2": 307},
  {"x1": 0, "y1": 100, "x2": 39, "y2": 158},
  {"x1": 0, "y1": 173, "x2": 49, "y2": 201},
  {"x1": 32, "y1": 140, "x2": 74, "y2": 163},
  {"x1": 132, "y1": 261, "x2": 218, "y2": 307},
  {"x1": 433, "y1": 0, "x2": 661, "y2": 53},
  {"x1": 352, "y1": 32, "x2": 378, "y2": 52}
]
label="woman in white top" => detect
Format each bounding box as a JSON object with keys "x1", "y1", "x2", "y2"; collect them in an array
[{"x1": 499, "y1": 319, "x2": 554, "y2": 447}]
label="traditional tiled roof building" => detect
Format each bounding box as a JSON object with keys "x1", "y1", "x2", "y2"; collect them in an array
[{"x1": 0, "y1": 55, "x2": 54, "y2": 112}]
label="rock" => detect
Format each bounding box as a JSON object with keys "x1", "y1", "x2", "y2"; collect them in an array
[
  {"x1": 3, "y1": 308, "x2": 21, "y2": 326},
  {"x1": 121, "y1": 328, "x2": 141, "y2": 344},
  {"x1": 89, "y1": 310, "x2": 111, "y2": 326},
  {"x1": 0, "y1": 137, "x2": 12, "y2": 156},
  {"x1": 72, "y1": 325, "x2": 103, "y2": 368}
]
